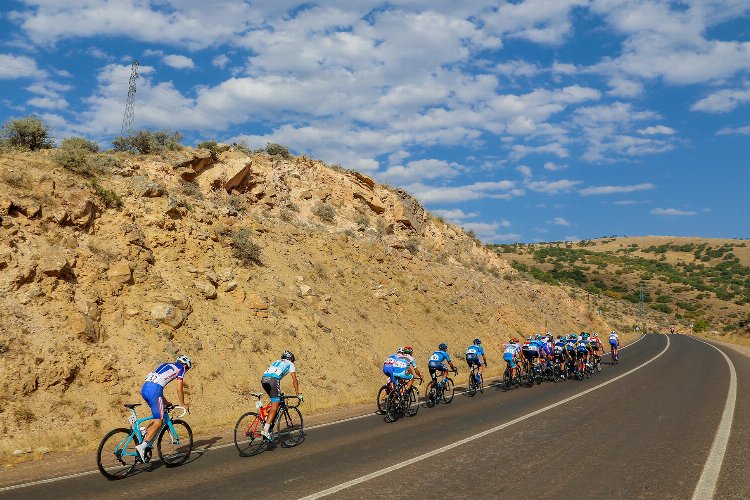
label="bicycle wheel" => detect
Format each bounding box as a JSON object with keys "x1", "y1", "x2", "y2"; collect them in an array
[
  {"x1": 376, "y1": 385, "x2": 389, "y2": 415},
  {"x1": 407, "y1": 387, "x2": 420, "y2": 417},
  {"x1": 595, "y1": 359, "x2": 602, "y2": 372},
  {"x1": 503, "y1": 369, "x2": 511, "y2": 390},
  {"x1": 442, "y1": 378, "x2": 455, "y2": 404},
  {"x1": 386, "y1": 390, "x2": 402, "y2": 422},
  {"x1": 425, "y1": 381, "x2": 437, "y2": 408},
  {"x1": 276, "y1": 407, "x2": 305, "y2": 447},
  {"x1": 467, "y1": 373, "x2": 477, "y2": 397},
  {"x1": 536, "y1": 368, "x2": 543, "y2": 385},
  {"x1": 97, "y1": 428, "x2": 139, "y2": 480},
  {"x1": 157, "y1": 419, "x2": 193, "y2": 467},
  {"x1": 234, "y1": 412, "x2": 266, "y2": 457}
]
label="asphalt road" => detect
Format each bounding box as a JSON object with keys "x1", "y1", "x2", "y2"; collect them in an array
[{"x1": 3, "y1": 334, "x2": 748, "y2": 499}]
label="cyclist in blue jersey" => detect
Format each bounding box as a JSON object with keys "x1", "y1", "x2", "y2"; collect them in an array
[
  {"x1": 398, "y1": 346, "x2": 423, "y2": 381},
  {"x1": 503, "y1": 337, "x2": 521, "y2": 379},
  {"x1": 383, "y1": 347, "x2": 404, "y2": 383},
  {"x1": 428, "y1": 343, "x2": 457, "y2": 387},
  {"x1": 577, "y1": 334, "x2": 591, "y2": 367},
  {"x1": 261, "y1": 351, "x2": 301, "y2": 441},
  {"x1": 466, "y1": 339, "x2": 487, "y2": 386},
  {"x1": 563, "y1": 335, "x2": 578, "y2": 376},
  {"x1": 136, "y1": 355, "x2": 192, "y2": 461}
]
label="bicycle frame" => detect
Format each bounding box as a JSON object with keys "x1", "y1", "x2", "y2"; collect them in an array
[{"x1": 116, "y1": 408, "x2": 180, "y2": 460}]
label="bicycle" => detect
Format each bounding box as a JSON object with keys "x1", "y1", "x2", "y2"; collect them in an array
[
  {"x1": 591, "y1": 353, "x2": 602, "y2": 373},
  {"x1": 376, "y1": 379, "x2": 395, "y2": 415},
  {"x1": 425, "y1": 369, "x2": 456, "y2": 407},
  {"x1": 527, "y1": 361, "x2": 543, "y2": 387},
  {"x1": 502, "y1": 363, "x2": 522, "y2": 390},
  {"x1": 385, "y1": 378, "x2": 421, "y2": 422},
  {"x1": 97, "y1": 403, "x2": 192, "y2": 480},
  {"x1": 467, "y1": 364, "x2": 484, "y2": 397},
  {"x1": 234, "y1": 393, "x2": 304, "y2": 457},
  {"x1": 611, "y1": 345, "x2": 620, "y2": 364}
]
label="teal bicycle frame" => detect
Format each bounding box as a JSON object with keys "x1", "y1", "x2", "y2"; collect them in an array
[{"x1": 116, "y1": 405, "x2": 184, "y2": 461}]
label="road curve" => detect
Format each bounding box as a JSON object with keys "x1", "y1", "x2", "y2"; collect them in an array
[{"x1": 3, "y1": 334, "x2": 748, "y2": 499}]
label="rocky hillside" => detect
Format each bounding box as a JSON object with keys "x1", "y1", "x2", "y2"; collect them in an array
[
  {"x1": 1, "y1": 145, "x2": 644, "y2": 460},
  {"x1": 491, "y1": 236, "x2": 750, "y2": 337}
]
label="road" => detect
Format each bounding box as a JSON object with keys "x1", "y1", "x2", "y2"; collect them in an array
[{"x1": 2, "y1": 334, "x2": 748, "y2": 499}]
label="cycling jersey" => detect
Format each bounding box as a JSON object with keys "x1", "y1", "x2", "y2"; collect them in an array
[
  {"x1": 143, "y1": 363, "x2": 185, "y2": 387},
  {"x1": 391, "y1": 357, "x2": 412, "y2": 382},
  {"x1": 263, "y1": 359, "x2": 296, "y2": 380},
  {"x1": 466, "y1": 345, "x2": 485, "y2": 357},
  {"x1": 428, "y1": 350, "x2": 451, "y2": 367},
  {"x1": 383, "y1": 354, "x2": 398, "y2": 377},
  {"x1": 141, "y1": 362, "x2": 185, "y2": 420},
  {"x1": 609, "y1": 333, "x2": 619, "y2": 345},
  {"x1": 397, "y1": 353, "x2": 417, "y2": 368}
]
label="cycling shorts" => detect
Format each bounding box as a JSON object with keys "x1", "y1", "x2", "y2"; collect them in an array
[
  {"x1": 141, "y1": 382, "x2": 165, "y2": 420},
  {"x1": 429, "y1": 364, "x2": 448, "y2": 377},
  {"x1": 523, "y1": 350, "x2": 539, "y2": 360},
  {"x1": 466, "y1": 354, "x2": 482, "y2": 367},
  {"x1": 393, "y1": 369, "x2": 413, "y2": 381},
  {"x1": 610, "y1": 340, "x2": 618, "y2": 347},
  {"x1": 503, "y1": 353, "x2": 517, "y2": 368},
  {"x1": 383, "y1": 364, "x2": 394, "y2": 377},
  {"x1": 261, "y1": 376, "x2": 282, "y2": 403}
]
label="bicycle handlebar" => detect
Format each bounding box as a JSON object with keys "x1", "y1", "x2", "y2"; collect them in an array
[{"x1": 164, "y1": 404, "x2": 189, "y2": 418}]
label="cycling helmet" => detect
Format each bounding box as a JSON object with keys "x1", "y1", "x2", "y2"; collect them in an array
[
  {"x1": 593, "y1": 333, "x2": 599, "y2": 338},
  {"x1": 569, "y1": 334, "x2": 578, "y2": 340},
  {"x1": 281, "y1": 351, "x2": 295, "y2": 362},
  {"x1": 176, "y1": 355, "x2": 192, "y2": 369},
  {"x1": 611, "y1": 330, "x2": 617, "y2": 335},
  {"x1": 438, "y1": 343, "x2": 448, "y2": 351},
  {"x1": 473, "y1": 338, "x2": 481, "y2": 346},
  {"x1": 402, "y1": 346, "x2": 413, "y2": 354},
  {"x1": 396, "y1": 347, "x2": 405, "y2": 354},
  {"x1": 582, "y1": 333, "x2": 590, "y2": 339}
]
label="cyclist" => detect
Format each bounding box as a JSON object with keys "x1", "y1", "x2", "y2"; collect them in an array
[
  {"x1": 428, "y1": 343, "x2": 457, "y2": 388},
  {"x1": 135, "y1": 355, "x2": 192, "y2": 461},
  {"x1": 398, "y1": 346, "x2": 423, "y2": 383},
  {"x1": 523, "y1": 335, "x2": 543, "y2": 371},
  {"x1": 609, "y1": 330, "x2": 620, "y2": 359},
  {"x1": 260, "y1": 351, "x2": 301, "y2": 441},
  {"x1": 578, "y1": 333, "x2": 591, "y2": 368},
  {"x1": 563, "y1": 334, "x2": 578, "y2": 376},
  {"x1": 383, "y1": 347, "x2": 404, "y2": 384},
  {"x1": 542, "y1": 334, "x2": 555, "y2": 369},
  {"x1": 466, "y1": 339, "x2": 487, "y2": 386},
  {"x1": 553, "y1": 336, "x2": 567, "y2": 379},
  {"x1": 503, "y1": 337, "x2": 521, "y2": 380},
  {"x1": 590, "y1": 333, "x2": 603, "y2": 361}
]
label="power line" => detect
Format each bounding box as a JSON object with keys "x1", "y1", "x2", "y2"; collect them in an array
[{"x1": 120, "y1": 60, "x2": 139, "y2": 136}]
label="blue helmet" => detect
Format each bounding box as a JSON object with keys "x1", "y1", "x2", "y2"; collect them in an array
[
  {"x1": 438, "y1": 343, "x2": 448, "y2": 351},
  {"x1": 473, "y1": 338, "x2": 481, "y2": 346}
]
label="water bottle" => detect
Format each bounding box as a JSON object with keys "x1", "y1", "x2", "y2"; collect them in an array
[{"x1": 139, "y1": 426, "x2": 147, "y2": 435}]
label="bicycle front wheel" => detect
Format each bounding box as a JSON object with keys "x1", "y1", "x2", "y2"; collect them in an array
[
  {"x1": 157, "y1": 419, "x2": 193, "y2": 467},
  {"x1": 425, "y1": 381, "x2": 437, "y2": 408},
  {"x1": 467, "y1": 374, "x2": 477, "y2": 397},
  {"x1": 385, "y1": 391, "x2": 401, "y2": 422},
  {"x1": 234, "y1": 411, "x2": 266, "y2": 457},
  {"x1": 97, "y1": 428, "x2": 138, "y2": 480},
  {"x1": 276, "y1": 407, "x2": 305, "y2": 448},
  {"x1": 503, "y1": 369, "x2": 511, "y2": 390},
  {"x1": 442, "y1": 379, "x2": 455, "y2": 404}
]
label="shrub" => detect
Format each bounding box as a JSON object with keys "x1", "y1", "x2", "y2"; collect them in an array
[
  {"x1": 90, "y1": 179, "x2": 123, "y2": 209},
  {"x1": 61, "y1": 136, "x2": 99, "y2": 153},
  {"x1": 179, "y1": 180, "x2": 203, "y2": 199},
  {"x1": 313, "y1": 203, "x2": 336, "y2": 223},
  {"x1": 112, "y1": 129, "x2": 183, "y2": 154},
  {"x1": 1, "y1": 115, "x2": 53, "y2": 150},
  {"x1": 197, "y1": 140, "x2": 227, "y2": 160},
  {"x1": 227, "y1": 194, "x2": 246, "y2": 212},
  {"x1": 280, "y1": 208, "x2": 294, "y2": 222},
  {"x1": 354, "y1": 213, "x2": 370, "y2": 229},
  {"x1": 232, "y1": 228, "x2": 261, "y2": 265},
  {"x1": 14, "y1": 407, "x2": 35, "y2": 424},
  {"x1": 693, "y1": 319, "x2": 710, "y2": 333},
  {"x1": 650, "y1": 303, "x2": 673, "y2": 314},
  {"x1": 54, "y1": 147, "x2": 94, "y2": 176},
  {"x1": 404, "y1": 237, "x2": 420, "y2": 255},
  {"x1": 1, "y1": 170, "x2": 27, "y2": 188},
  {"x1": 266, "y1": 142, "x2": 291, "y2": 158}
]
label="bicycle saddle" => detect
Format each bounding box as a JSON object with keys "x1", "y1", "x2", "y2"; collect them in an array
[
  {"x1": 124, "y1": 403, "x2": 142, "y2": 409},
  {"x1": 250, "y1": 392, "x2": 263, "y2": 398}
]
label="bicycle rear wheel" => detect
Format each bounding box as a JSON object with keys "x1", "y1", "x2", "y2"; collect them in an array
[
  {"x1": 234, "y1": 412, "x2": 266, "y2": 456},
  {"x1": 276, "y1": 407, "x2": 305, "y2": 447},
  {"x1": 425, "y1": 381, "x2": 437, "y2": 408},
  {"x1": 407, "y1": 387, "x2": 420, "y2": 417},
  {"x1": 442, "y1": 378, "x2": 455, "y2": 404},
  {"x1": 376, "y1": 385, "x2": 389, "y2": 415},
  {"x1": 157, "y1": 419, "x2": 193, "y2": 467},
  {"x1": 97, "y1": 428, "x2": 139, "y2": 480},
  {"x1": 385, "y1": 391, "x2": 402, "y2": 422},
  {"x1": 467, "y1": 373, "x2": 477, "y2": 397},
  {"x1": 503, "y1": 369, "x2": 511, "y2": 390}
]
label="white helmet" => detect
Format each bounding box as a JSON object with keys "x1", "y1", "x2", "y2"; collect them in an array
[{"x1": 176, "y1": 355, "x2": 192, "y2": 369}]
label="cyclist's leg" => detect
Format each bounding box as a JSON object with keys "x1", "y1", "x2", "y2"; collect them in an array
[{"x1": 261, "y1": 377, "x2": 282, "y2": 435}]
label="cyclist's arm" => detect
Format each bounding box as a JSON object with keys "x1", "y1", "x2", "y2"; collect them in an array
[
  {"x1": 414, "y1": 366, "x2": 423, "y2": 378},
  {"x1": 176, "y1": 379, "x2": 189, "y2": 411},
  {"x1": 291, "y1": 372, "x2": 300, "y2": 396},
  {"x1": 482, "y1": 354, "x2": 487, "y2": 366}
]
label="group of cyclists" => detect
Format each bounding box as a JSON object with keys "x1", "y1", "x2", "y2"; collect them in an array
[{"x1": 381, "y1": 331, "x2": 622, "y2": 406}]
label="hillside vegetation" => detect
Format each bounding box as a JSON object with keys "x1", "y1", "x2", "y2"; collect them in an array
[
  {"x1": 1, "y1": 128, "x2": 645, "y2": 462},
  {"x1": 491, "y1": 236, "x2": 750, "y2": 337}
]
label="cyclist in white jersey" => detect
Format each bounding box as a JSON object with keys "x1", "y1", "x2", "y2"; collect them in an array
[
  {"x1": 609, "y1": 331, "x2": 620, "y2": 358},
  {"x1": 260, "y1": 351, "x2": 301, "y2": 440},
  {"x1": 136, "y1": 355, "x2": 192, "y2": 461}
]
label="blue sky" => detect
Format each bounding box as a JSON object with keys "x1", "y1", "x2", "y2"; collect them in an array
[{"x1": 1, "y1": 0, "x2": 749, "y2": 243}]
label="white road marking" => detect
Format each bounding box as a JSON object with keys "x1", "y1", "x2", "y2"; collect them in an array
[
  {"x1": 0, "y1": 333, "x2": 648, "y2": 493},
  {"x1": 300, "y1": 334, "x2": 670, "y2": 499},
  {"x1": 689, "y1": 338, "x2": 738, "y2": 500}
]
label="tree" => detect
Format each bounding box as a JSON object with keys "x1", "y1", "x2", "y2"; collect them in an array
[{"x1": 1, "y1": 115, "x2": 53, "y2": 150}]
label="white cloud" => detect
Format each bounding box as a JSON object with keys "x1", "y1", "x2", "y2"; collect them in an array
[
  {"x1": 516, "y1": 165, "x2": 532, "y2": 178},
  {"x1": 553, "y1": 217, "x2": 570, "y2": 226},
  {"x1": 526, "y1": 179, "x2": 582, "y2": 194},
  {"x1": 639, "y1": 125, "x2": 675, "y2": 135},
  {"x1": 27, "y1": 96, "x2": 68, "y2": 110},
  {"x1": 579, "y1": 183, "x2": 655, "y2": 196},
  {"x1": 543, "y1": 161, "x2": 567, "y2": 171},
  {"x1": 0, "y1": 53, "x2": 46, "y2": 79},
  {"x1": 651, "y1": 207, "x2": 696, "y2": 216},
  {"x1": 607, "y1": 77, "x2": 643, "y2": 97},
  {"x1": 212, "y1": 54, "x2": 230, "y2": 69},
  {"x1": 461, "y1": 221, "x2": 518, "y2": 243},
  {"x1": 432, "y1": 208, "x2": 479, "y2": 222},
  {"x1": 717, "y1": 125, "x2": 750, "y2": 136},
  {"x1": 409, "y1": 180, "x2": 519, "y2": 204},
  {"x1": 163, "y1": 54, "x2": 195, "y2": 70},
  {"x1": 691, "y1": 87, "x2": 750, "y2": 113},
  {"x1": 612, "y1": 200, "x2": 640, "y2": 205},
  {"x1": 379, "y1": 159, "x2": 461, "y2": 184}
]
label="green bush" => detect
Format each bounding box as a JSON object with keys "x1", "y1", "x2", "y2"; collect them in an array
[
  {"x1": 266, "y1": 142, "x2": 291, "y2": 158},
  {"x1": 227, "y1": 194, "x2": 246, "y2": 213},
  {"x1": 197, "y1": 140, "x2": 227, "y2": 160},
  {"x1": 61, "y1": 136, "x2": 99, "y2": 153},
  {"x1": 650, "y1": 303, "x2": 673, "y2": 314},
  {"x1": 179, "y1": 180, "x2": 203, "y2": 200},
  {"x1": 313, "y1": 203, "x2": 336, "y2": 223},
  {"x1": 90, "y1": 179, "x2": 122, "y2": 209},
  {"x1": 693, "y1": 319, "x2": 710, "y2": 333},
  {"x1": 405, "y1": 237, "x2": 420, "y2": 255},
  {"x1": 354, "y1": 213, "x2": 370, "y2": 229},
  {"x1": 112, "y1": 130, "x2": 183, "y2": 154},
  {"x1": 232, "y1": 228, "x2": 262, "y2": 266},
  {"x1": 1, "y1": 115, "x2": 53, "y2": 150}
]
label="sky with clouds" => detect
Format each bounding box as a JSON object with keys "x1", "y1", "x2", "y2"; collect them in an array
[{"x1": 1, "y1": 0, "x2": 748, "y2": 242}]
